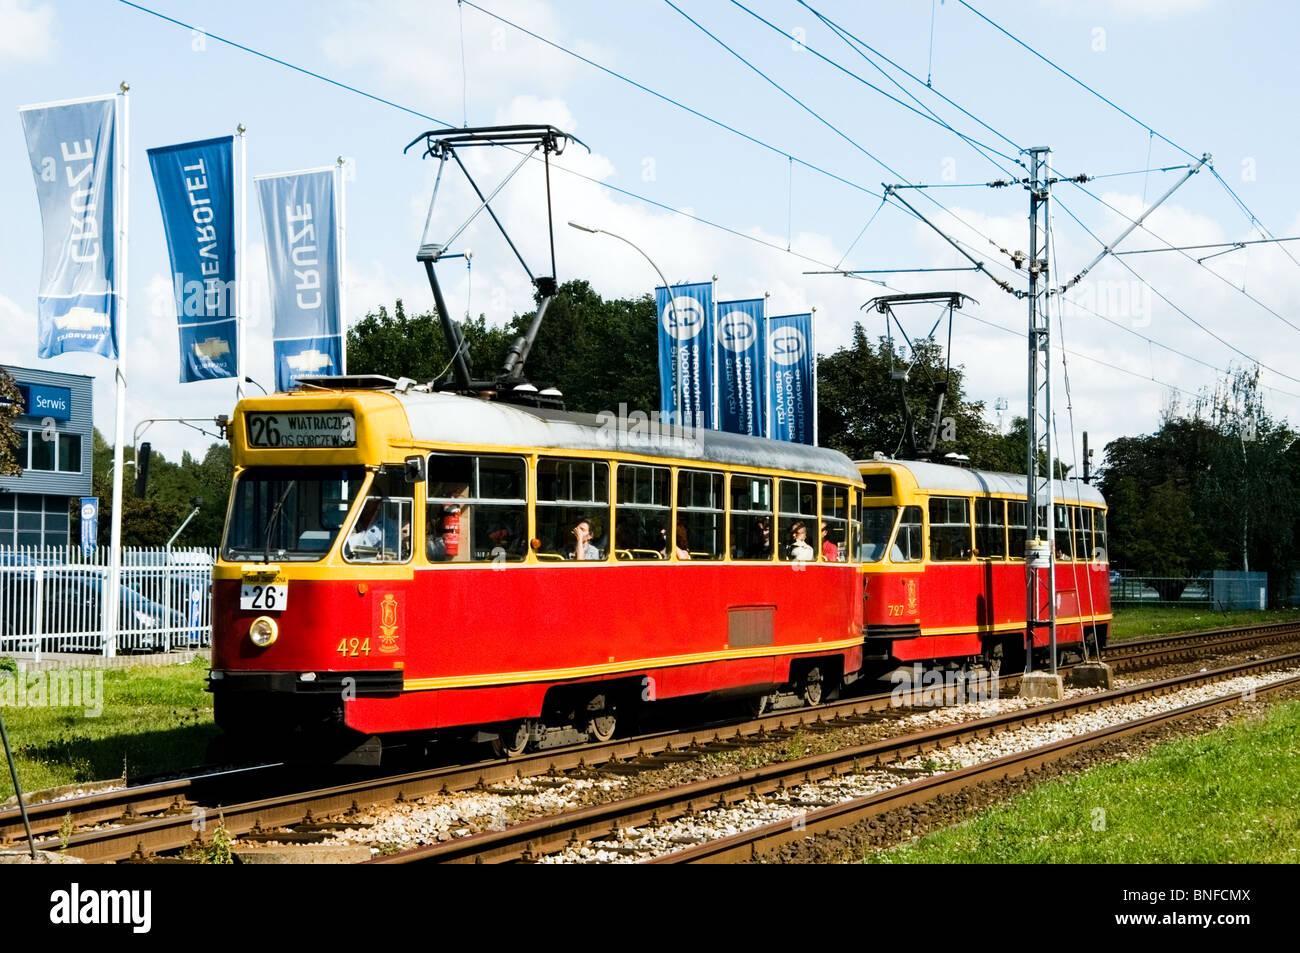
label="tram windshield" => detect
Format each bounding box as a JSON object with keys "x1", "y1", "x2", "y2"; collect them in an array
[
  {"x1": 224, "y1": 466, "x2": 365, "y2": 562},
  {"x1": 859, "y1": 506, "x2": 898, "y2": 562}
]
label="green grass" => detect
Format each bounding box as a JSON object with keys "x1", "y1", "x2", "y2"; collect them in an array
[
  {"x1": 870, "y1": 700, "x2": 1300, "y2": 864},
  {"x1": 0, "y1": 657, "x2": 216, "y2": 802},
  {"x1": 1109, "y1": 605, "x2": 1300, "y2": 642}
]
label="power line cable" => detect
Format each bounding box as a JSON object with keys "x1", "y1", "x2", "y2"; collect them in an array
[
  {"x1": 116, "y1": 0, "x2": 901, "y2": 293},
  {"x1": 663, "y1": 0, "x2": 1026, "y2": 275},
  {"x1": 1051, "y1": 198, "x2": 1300, "y2": 386},
  {"x1": 458, "y1": 0, "x2": 882, "y2": 200}
]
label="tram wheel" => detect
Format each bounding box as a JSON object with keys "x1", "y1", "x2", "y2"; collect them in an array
[
  {"x1": 800, "y1": 667, "x2": 824, "y2": 707},
  {"x1": 585, "y1": 696, "x2": 618, "y2": 743},
  {"x1": 491, "y1": 720, "x2": 532, "y2": 758}
]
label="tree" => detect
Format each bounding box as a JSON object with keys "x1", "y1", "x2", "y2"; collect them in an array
[
  {"x1": 71, "y1": 429, "x2": 234, "y2": 549},
  {"x1": 347, "y1": 281, "x2": 660, "y2": 415},
  {"x1": 817, "y1": 324, "x2": 1012, "y2": 470},
  {"x1": 0, "y1": 367, "x2": 21, "y2": 476},
  {"x1": 1098, "y1": 366, "x2": 1300, "y2": 604}
]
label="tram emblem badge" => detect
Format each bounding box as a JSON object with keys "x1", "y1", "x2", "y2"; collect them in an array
[
  {"x1": 904, "y1": 579, "x2": 919, "y2": 615},
  {"x1": 377, "y1": 593, "x2": 402, "y2": 654}
]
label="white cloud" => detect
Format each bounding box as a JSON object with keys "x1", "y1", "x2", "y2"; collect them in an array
[
  {"x1": 321, "y1": 0, "x2": 590, "y2": 125},
  {"x1": 0, "y1": 0, "x2": 54, "y2": 65}
]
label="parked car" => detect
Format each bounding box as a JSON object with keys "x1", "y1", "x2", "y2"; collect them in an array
[{"x1": 0, "y1": 567, "x2": 183, "y2": 653}]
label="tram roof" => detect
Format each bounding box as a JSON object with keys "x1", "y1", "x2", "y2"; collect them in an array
[
  {"x1": 856, "y1": 458, "x2": 1107, "y2": 506},
  {"x1": 391, "y1": 390, "x2": 862, "y2": 481}
]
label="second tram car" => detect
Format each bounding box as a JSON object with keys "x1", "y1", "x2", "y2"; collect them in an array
[{"x1": 856, "y1": 458, "x2": 1111, "y2": 673}]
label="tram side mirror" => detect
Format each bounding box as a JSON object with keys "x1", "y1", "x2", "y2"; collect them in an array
[{"x1": 404, "y1": 455, "x2": 427, "y2": 484}]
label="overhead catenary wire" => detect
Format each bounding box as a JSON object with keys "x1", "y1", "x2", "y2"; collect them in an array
[
  {"x1": 662, "y1": 0, "x2": 1029, "y2": 275},
  {"x1": 1051, "y1": 199, "x2": 1300, "y2": 387},
  {"x1": 956, "y1": 0, "x2": 1300, "y2": 283},
  {"x1": 116, "y1": 0, "x2": 902, "y2": 295},
  {"x1": 1058, "y1": 180, "x2": 1300, "y2": 335}
]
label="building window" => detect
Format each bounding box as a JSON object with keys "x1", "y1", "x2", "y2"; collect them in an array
[{"x1": 58, "y1": 434, "x2": 82, "y2": 473}]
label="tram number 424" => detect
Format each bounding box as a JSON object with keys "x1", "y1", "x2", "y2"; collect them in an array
[{"x1": 337, "y1": 638, "x2": 371, "y2": 657}]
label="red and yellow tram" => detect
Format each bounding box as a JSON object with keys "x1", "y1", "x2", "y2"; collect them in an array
[
  {"x1": 855, "y1": 458, "x2": 1111, "y2": 672},
  {"x1": 210, "y1": 378, "x2": 866, "y2": 761}
]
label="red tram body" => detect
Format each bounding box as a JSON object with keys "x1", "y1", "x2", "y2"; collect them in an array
[{"x1": 856, "y1": 459, "x2": 1111, "y2": 670}]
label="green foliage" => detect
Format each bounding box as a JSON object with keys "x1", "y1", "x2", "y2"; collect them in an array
[
  {"x1": 872, "y1": 699, "x2": 1300, "y2": 864},
  {"x1": 0, "y1": 367, "x2": 21, "y2": 477},
  {"x1": 817, "y1": 325, "x2": 1025, "y2": 472},
  {"x1": 1099, "y1": 366, "x2": 1300, "y2": 600},
  {"x1": 346, "y1": 281, "x2": 659, "y2": 415},
  {"x1": 75, "y1": 429, "x2": 234, "y2": 549}
]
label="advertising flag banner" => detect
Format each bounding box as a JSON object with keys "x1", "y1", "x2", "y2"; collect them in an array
[
  {"x1": 767, "y1": 312, "x2": 815, "y2": 445},
  {"x1": 79, "y1": 497, "x2": 98, "y2": 556},
  {"x1": 656, "y1": 281, "x2": 714, "y2": 429},
  {"x1": 256, "y1": 168, "x2": 342, "y2": 390},
  {"x1": 19, "y1": 95, "x2": 119, "y2": 359},
  {"x1": 715, "y1": 297, "x2": 765, "y2": 437},
  {"x1": 147, "y1": 136, "x2": 238, "y2": 382}
]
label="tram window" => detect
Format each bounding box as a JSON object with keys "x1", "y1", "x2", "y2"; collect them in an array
[
  {"x1": 224, "y1": 466, "x2": 365, "y2": 562},
  {"x1": 1008, "y1": 501, "x2": 1027, "y2": 558},
  {"x1": 1095, "y1": 511, "x2": 1108, "y2": 560},
  {"x1": 730, "y1": 475, "x2": 773, "y2": 560},
  {"x1": 427, "y1": 453, "x2": 527, "y2": 563},
  {"x1": 536, "y1": 458, "x2": 610, "y2": 561},
  {"x1": 344, "y1": 468, "x2": 414, "y2": 564},
  {"x1": 929, "y1": 497, "x2": 972, "y2": 561},
  {"x1": 861, "y1": 474, "x2": 894, "y2": 498},
  {"x1": 975, "y1": 498, "x2": 1007, "y2": 559},
  {"x1": 677, "y1": 469, "x2": 724, "y2": 560},
  {"x1": 616, "y1": 464, "x2": 671, "y2": 560},
  {"x1": 892, "y1": 506, "x2": 923, "y2": 562},
  {"x1": 821, "y1": 485, "x2": 849, "y2": 562},
  {"x1": 1054, "y1": 505, "x2": 1073, "y2": 560},
  {"x1": 860, "y1": 506, "x2": 897, "y2": 563},
  {"x1": 778, "y1": 479, "x2": 818, "y2": 561},
  {"x1": 1072, "y1": 505, "x2": 1091, "y2": 562}
]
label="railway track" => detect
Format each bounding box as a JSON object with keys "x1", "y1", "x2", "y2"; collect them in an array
[
  {"x1": 373, "y1": 653, "x2": 1300, "y2": 864},
  {"x1": 4, "y1": 621, "x2": 1297, "y2": 861}
]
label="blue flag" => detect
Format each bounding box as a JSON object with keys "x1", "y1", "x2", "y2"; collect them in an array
[
  {"x1": 656, "y1": 281, "x2": 714, "y2": 429},
  {"x1": 19, "y1": 95, "x2": 118, "y2": 359},
  {"x1": 256, "y1": 168, "x2": 342, "y2": 390},
  {"x1": 716, "y1": 298, "x2": 765, "y2": 437},
  {"x1": 767, "y1": 313, "x2": 815, "y2": 445},
  {"x1": 148, "y1": 137, "x2": 238, "y2": 382}
]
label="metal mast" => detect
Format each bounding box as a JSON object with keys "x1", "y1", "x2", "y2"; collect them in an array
[{"x1": 1024, "y1": 146, "x2": 1057, "y2": 676}]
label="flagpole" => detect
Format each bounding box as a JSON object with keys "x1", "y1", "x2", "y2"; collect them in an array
[
  {"x1": 811, "y1": 306, "x2": 819, "y2": 447},
  {"x1": 336, "y1": 156, "x2": 348, "y2": 374},
  {"x1": 104, "y1": 81, "x2": 129, "y2": 657},
  {"x1": 763, "y1": 294, "x2": 772, "y2": 440},
  {"x1": 236, "y1": 124, "x2": 247, "y2": 403}
]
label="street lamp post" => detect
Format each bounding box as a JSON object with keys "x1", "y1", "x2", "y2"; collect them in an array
[{"x1": 568, "y1": 221, "x2": 682, "y2": 426}]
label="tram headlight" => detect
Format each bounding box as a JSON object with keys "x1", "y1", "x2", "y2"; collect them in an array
[{"x1": 248, "y1": 616, "x2": 278, "y2": 648}]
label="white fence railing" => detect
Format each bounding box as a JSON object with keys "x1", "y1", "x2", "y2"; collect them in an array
[{"x1": 0, "y1": 546, "x2": 215, "y2": 659}]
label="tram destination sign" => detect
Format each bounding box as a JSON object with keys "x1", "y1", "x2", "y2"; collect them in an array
[{"x1": 246, "y1": 411, "x2": 357, "y2": 448}]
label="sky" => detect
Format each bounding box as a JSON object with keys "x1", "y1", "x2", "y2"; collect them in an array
[{"x1": 2, "y1": 0, "x2": 1299, "y2": 473}]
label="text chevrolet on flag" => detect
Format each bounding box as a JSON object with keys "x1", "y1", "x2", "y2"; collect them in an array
[{"x1": 148, "y1": 136, "x2": 239, "y2": 382}]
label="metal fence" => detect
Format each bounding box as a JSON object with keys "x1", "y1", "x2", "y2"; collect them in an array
[
  {"x1": 1110, "y1": 571, "x2": 1269, "y2": 609},
  {"x1": 0, "y1": 546, "x2": 215, "y2": 659}
]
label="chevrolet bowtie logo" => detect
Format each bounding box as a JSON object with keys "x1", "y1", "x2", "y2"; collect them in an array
[{"x1": 286, "y1": 349, "x2": 333, "y2": 373}]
